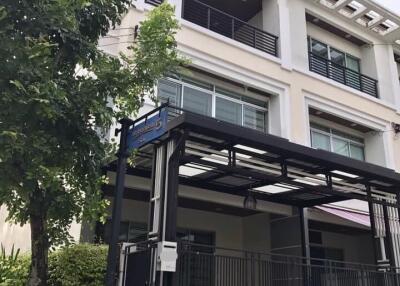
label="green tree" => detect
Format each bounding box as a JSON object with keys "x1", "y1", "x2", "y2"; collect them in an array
[{"x1": 0, "y1": 1, "x2": 185, "y2": 285}]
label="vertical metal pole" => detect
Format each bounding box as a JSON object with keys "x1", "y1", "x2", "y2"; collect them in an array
[
  {"x1": 383, "y1": 202, "x2": 396, "y2": 269},
  {"x1": 147, "y1": 145, "x2": 157, "y2": 239},
  {"x1": 207, "y1": 8, "x2": 211, "y2": 30},
  {"x1": 163, "y1": 131, "x2": 187, "y2": 286},
  {"x1": 300, "y1": 207, "x2": 310, "y2": 260},
  {"x1": 396, "y1": 193, "x2": 400, "y2": 233},
  {"x1": 367, "y1": 186, "x2": 379, "y2": 267},
  {"x1": 105, "y1": 118, "x2": 131, "y2": 286},
  {"x1": 299, "y1": 207, "x2": 310, "y2": 286},
  {"x1": 231, "y1": 18, "x2": 235, "y2": 39}
]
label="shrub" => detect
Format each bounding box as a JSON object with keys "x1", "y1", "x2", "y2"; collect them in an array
[
  {"x1": 48, "y1": 244, "x2": 108, "y2": 286},
  {"x1": 0, "y1": 244, "x2": 108, "y2": 286},
  {"x1": 0, "y1": 245, "x2": 30, "y2": 286}
]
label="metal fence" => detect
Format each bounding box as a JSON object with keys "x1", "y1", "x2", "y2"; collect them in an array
[
  {"x1": 176, "y1": 242, "x2": 400, "y2": 286},
  {"x1": 182, "y1": 0, "x2": 279, "y2": 57},
  {"x1": 309, "y1": 52, "x2": 378, "y2": 98}
]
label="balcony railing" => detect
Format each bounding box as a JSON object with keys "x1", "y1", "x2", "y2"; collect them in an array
[
  {"x1": 177, "y1": 242, "x2": 400, "y2": 286},
  {"x1": 182, "y1": 0, "x2": 279, "y2": 57},
  {"x1": 145, "y1": 0, "x2": 163, "y2": 5},
  {"x1": 309, "y1": 52, "x2": 379, "y2": 98}
]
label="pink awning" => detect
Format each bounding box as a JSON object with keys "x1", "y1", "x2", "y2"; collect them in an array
[{"x1": 316, "y1": 206, "x2": 371, "y2": 228}]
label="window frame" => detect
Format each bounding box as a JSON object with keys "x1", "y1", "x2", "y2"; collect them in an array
[
  {"x1": 308, "y1": 36, "x2": 361, "y2": 72},
  {"x1": 310, "y1": 123, "x2": 365, "y2": 161},
  {"x1": 157, "y1": 77, "x2": 269, "y2": 133}
]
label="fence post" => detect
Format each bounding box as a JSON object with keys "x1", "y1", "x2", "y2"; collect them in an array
[
  {"x1": 326, "y1": 59, "x2": 330, "y2": 79},
  {"x1": 231, "y1": 18, "x2": 235, "y2": 39},
  {"x1": 253, "y1": 29, "x2": 257, "y2": 48},
  {"x1": 207, "y1": 7, "x2": 211, "y2": 30}
]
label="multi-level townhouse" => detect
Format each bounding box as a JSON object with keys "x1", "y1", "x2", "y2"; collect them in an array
[
  {"x1": 2, "y1": 0, "x2": 400, "y2": 285},
  {"x1": 94, "y1": 0, "x2": 400, "y2": 285}
]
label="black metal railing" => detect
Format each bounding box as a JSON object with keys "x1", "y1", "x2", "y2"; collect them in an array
[
  {"x1": 145, "y1": 0, "x2": 163, "y2": 6},
  {"x1": 176, "y1": 242, "x2": 400, "y2": 286},
  {"x1": 182, "y1": 0, "x2": 279, "y2": 57},
  {"x1": 309, "y1": 52, "x2": 379, "y2": 98}
]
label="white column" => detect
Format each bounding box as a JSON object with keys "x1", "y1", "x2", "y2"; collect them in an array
[
  {"x1": 276, "y1": 0, "x2": 292, "y2": 70},
  {"x1": 135, "y1": 0, "x2": 145, "y2": 11},
  {"x1": 361, "y1": 43, "x2": 399, "y2": 106},
  {"x1": 286, "y1": 0, "x2": 308, "y2": 71},
  {"x1": 168, "y1": 0, "x2": 182, "y2": 19}
]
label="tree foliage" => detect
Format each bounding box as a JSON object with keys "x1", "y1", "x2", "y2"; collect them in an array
[{"x1": 0, "y1": 0, "x2": 185, "y2": 284}]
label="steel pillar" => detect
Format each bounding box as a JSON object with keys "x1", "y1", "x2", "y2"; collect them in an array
[{"x1": 105, "y1": 118, "x2": 132, "y2": 286}]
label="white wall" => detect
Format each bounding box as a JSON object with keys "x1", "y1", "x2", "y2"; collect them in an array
[
  {"x1": 0, "y1": 206, "x2": 32, "y2": 254},
  {"x1": 321, "y1": 231, "x2": 374, "y2": 264},
  {"x1": 0, "y1": 206, "x2": 82, "y2": 254},
  {"x1": 361, "y1": 44, "x2": 398, "y2": 105},
  {"x1": 262, "y1": 0, "x2": 280, "y2": 37},
  {"x1": 242, "y1": 213, "x2": 271, "y2": 252},
  {"x1": 110, "y1": 197, "x2": 274, "y2": 251},
  {"x1": 247, "y1": 11, "x2": 263, "y2": 30},
  {"x1": 288, "y1": 0, "x2": 309, "y2": 70}
]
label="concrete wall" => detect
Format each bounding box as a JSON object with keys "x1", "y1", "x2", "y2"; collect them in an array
[
  {"x1": 247, "y1": 12, "x2": 263, "y2": 30},
  {"x1": 261, "y1": 0, "x2": 280, "y2": 37},
  {"x1": 105, "y1": 196, "x2": 272, "y2": 252},
  {"x1": 320, "y1": 231, "x2": 374, "y2": 264},
  {"x1": 0, "y1": 206, "x2": 82, "y2": 254},
  {"x1": 0, "y1": 206, "x2": 31, "y2": 254},
  {"x1": 242, "y1": 213, "x2": 271, "y2": 252}
]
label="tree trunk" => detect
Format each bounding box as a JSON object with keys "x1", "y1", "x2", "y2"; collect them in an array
[{"x1": 28, "y1": 190, "x2": 48, "y2": 286}]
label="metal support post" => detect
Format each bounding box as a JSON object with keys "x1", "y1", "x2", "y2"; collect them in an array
[{"x1": 105, "y1": 118, "x2": 132, "y2": 286}]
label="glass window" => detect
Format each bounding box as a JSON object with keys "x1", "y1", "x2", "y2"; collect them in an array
[
  {"x1": 182, "y1": 86, "x2": 212, "y2": 116},
  {"x1": 330, "y1": 48, "x2": 345, "y2": 66},
  {"x1": 311, "y1": 130, "x2": 331, "y2": 151},
  {"x1": 244, "y1": 106, "x2": 266, "y2": 132},
  {"x1": 309, "y1": 37, "x2": 361, "y2": 72},
  {"x1": 215, "y1": 97, "x2": 242, "y2": 125},
  {"x1": 311, "y1": 124, "x2": 365, "y2": 160},
  {"x1": 333, "y1": 137, "x2": 350, "y2": 157},
  {"x1": 215, "y1": 88, "x2": 241, "y2": 100},
  {"x1": 157, "y1": 77, "x2": 268, "y2": 133},
  {"x1": 157, "y1": 79, "x2": 181, "y2": 106},
  {"x1": 346, "y1": 55, "x2": 360, "y2": 72},
  {"x1": 311, "y1": 40, "x2": 328, "y2": 59},
  {"x1": 182, "y1": 77, "x2": 213, "y2": 91},
  {"x1": 350, "y1": 144, "x2": 365, "y2": 161}
]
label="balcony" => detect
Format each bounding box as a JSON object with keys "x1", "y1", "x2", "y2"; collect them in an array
[
  {"x1": 182, "y1": 0, "x2": 279, "y2": 57},
  {"x1": 309, "y1": 52, "x2": 379, "y2": 98},
  {"x1": 177, "y1": 242, "x2": 400, "y2": 286}
]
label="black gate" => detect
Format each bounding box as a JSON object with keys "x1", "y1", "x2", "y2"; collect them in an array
[{"x1": 122, "y1": 242, "x2": 156, "y2": 286}]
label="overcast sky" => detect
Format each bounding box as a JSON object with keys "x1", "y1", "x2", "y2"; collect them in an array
[{"x1": 377, "y1": 0, "x2": 400, "y2": 15}]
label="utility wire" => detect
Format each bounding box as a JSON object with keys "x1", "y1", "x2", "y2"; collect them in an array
[
  {"x1": 101, "y1": 33, "x2": 135, "y2": 39},
  {"x1": 98, "y1": 41, "x2": 134, "y2": 48}
]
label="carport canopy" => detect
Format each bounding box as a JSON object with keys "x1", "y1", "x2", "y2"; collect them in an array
[{"x1": 106, "y1": 105, "x2": 400, "y2": 209}]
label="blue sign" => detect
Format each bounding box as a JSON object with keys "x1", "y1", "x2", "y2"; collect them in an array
[{"x1": 127, "y1": 109, "x2": 167, "y2": 150}]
